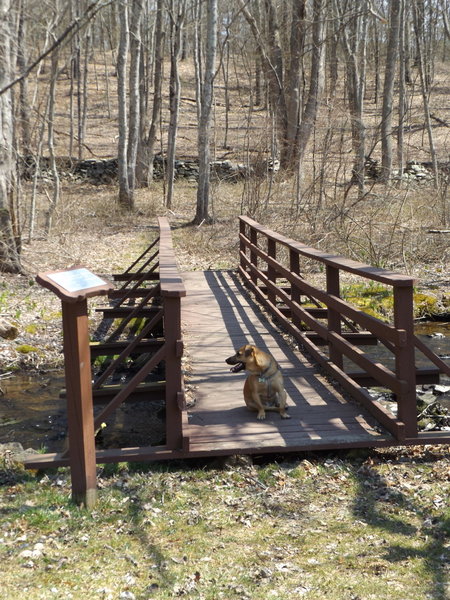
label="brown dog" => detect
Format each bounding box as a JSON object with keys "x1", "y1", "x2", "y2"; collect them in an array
[{"x1": 226, "y1": 344, "x2": 290, "y2": 420}]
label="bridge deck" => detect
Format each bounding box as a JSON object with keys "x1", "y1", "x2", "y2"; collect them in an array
[{"x1": 182, "y1": 271, "x2": 394, "y2": 455}]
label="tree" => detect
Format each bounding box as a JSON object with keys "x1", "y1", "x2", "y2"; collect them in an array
[
  {"x1": 194, "y1": 0, "x2": 217, "y2": 224},
  {"x1": 166, "y1": 0, "x2": 186, "y2": 210},
  {"x1": 0, "y1": 0, "x2": 23, "y2": 273},
  {"x1": 238, "y1": 0, "x2": 326, "y2": 170},
  {"x1": 334, "y1": 0, "x2": 369, "y2": 195},
  {"x1": 381, "y1": 0, "x2": 401, "y2": 181},
  {"x1": 138, "y1": 0, "x2": 164, "y2": 185},
  {"x1": 117, "y1": 0, "x2": 131, "y2": 208}
]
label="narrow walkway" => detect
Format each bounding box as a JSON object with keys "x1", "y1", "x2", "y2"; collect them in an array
[{"x1": 182, "y1": 271, "x2": 393, "y2": 455}]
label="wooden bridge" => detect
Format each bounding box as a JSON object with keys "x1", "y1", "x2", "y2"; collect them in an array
[{"x1": 25, "y1": 217, "x2": 450, "y2": 475}]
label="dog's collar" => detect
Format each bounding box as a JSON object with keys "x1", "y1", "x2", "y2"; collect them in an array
[{"x1": 258, "y1": 363, "x2": 280, "y2": 383}]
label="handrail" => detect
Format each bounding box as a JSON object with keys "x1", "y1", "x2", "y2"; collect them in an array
[
  {"x1": 158, "y1": 216, "x2": 186, "y2": 298},
  {"x1": 241, "y1": 216, "x2": 416, "y2": 287},
  {"x1": 239, "y1": 216, "x2": 419, "y2": 440},
  {"x1": 93, "y1": 218, "x2": 186, "y2": 449}
]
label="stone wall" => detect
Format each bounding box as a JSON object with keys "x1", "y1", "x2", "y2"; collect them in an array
[
  {"x1": 20, "y1": 154, "x2": 448, "y2": 185},
  {"x1": 20, "y1": 155, "x2": 250, "y2": 184}
]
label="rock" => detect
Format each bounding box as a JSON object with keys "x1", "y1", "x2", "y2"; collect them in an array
[
  {"x1": 434, "y1": 384, "x2": 450, "y2": 394},
  {"x1": 0, "y1": 318, "x2": 19, "y2": 340},
  {"x1": 0, "y1": 442, "x2": 39, "y2": 462}
]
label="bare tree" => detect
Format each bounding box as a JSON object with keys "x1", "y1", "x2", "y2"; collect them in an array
[
  {"x1": 16, "y1": 0, "x2": 32, "y2": 155},
  {"x1": 381, "y1": 0, "x2": 401, "y2": 181},
  {"x1": 166, "y1": 0, "x2": 185, "y2": 210},
  {"x1": 334, "y1": 0, "x2": 369, "y2": 195},
  {"x1": 117, "y1": 0, "x2": 131, "y2": 208},
  {"x1": 127, "y1": 0, "x2": 144, "y2": 194},
  {"x1": 139, "y1": 0, "x2": 164, "y2": 185},
  {"x1": 0, "y1": 0, "x2": 23, "y2": 273},
  {"x1": 412, "y1": 0, "x2": 439, "y2": 188},
  {"x1": 297, "y1": 0, "x2": 326, "y2": 167},
  {"x1": 194, "y1": 0, "x2": 217, "y2": 224}
]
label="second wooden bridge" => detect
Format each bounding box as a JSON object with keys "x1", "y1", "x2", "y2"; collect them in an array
[{"x1": 26, "y1": 216, "x2": 450, "y2": 473}]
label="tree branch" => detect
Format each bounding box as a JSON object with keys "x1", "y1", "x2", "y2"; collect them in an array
[{"x1": 0, "y1": 0, "x2": 112, "y2": 96}]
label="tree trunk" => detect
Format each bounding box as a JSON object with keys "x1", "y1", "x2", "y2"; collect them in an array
[
  {"x1": 127, "y1": 0, "x2": 144, "y2": 193},
  {"x1": 381, "y1": 0, "x2": 401, "y2": 181},
  {"x1": 16, "y1": 0, "x2": 32, "y2": 155},
  {"x1": 285, "y1": 0, "x2": 306, "y2": 166},
  {"x1": 117, "y1": 0, "x2": 132, "y2": 209},
  {"x1": 166, "y1": 0, "x2": 185, "y2": 210},
  {"x1": 239, "y1": 0, "x2": 288, "y2": 167},
  {"x1": 44, "y1": 44, "x2": 61, "y2": 237},
  {"x1": 139, "y1": 0, "x2": 164, "y2": 185},
  {"x1": 194, "y1": 0, "x2": 217, "y2": 224},
  {"x1": 397, "y1": 0, "x2": 407, "y2": 176},
  {"x1": 335, "y1": 0, "x2": 368, "y2": 196},
  {"x1": 297, "y1": 0, "x2": 326, "y2": 167},
  {"x1": 0, "y1": 0, "x2": 23, "y2": 274},
  {"x1": 412, "y1": 0, "x2": 440, "y2": 189}
]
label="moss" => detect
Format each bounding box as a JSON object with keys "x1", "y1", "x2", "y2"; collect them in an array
[
  {"x1": 413, "y1": 292, "x2": 439, "y2": 318},
  {"x1": 342, "y1": 283, "x2": 392, "y2": 321},
  {"x1": 16, "y1": 344, "x2": 39, "y2": 354}
]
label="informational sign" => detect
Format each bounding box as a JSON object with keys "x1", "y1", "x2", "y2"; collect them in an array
[
  {"x1": 47, "y1": 268, "x2": 108, "y2": 293},
  {"x1": 36, "y1": 267, "x2": 114, "y2": 303}
]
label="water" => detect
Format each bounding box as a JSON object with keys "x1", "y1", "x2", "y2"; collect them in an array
[
  {"x1": 0, "y1": 370, "x2": 165, "y2": 453},
  {"x1": 0, "y1": 372, "x2": 66, "y2": 452}
]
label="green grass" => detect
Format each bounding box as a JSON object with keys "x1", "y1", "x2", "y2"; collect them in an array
[{"x1": 1, "y1": 449, "x2": 449, "y2": 599}]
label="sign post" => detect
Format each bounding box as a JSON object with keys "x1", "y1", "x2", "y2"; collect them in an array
[{"x1": 36, "y1": 267, "x2": 114, "y2": 509}]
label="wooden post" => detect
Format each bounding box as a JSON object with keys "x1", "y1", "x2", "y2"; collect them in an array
[
  {"x1": 164, "y1": 294, "x2": 184, "y2": 449},
  {"x1": 393, "y1": 285, "x2": 417, "y2": 438},
  {"x1": 35, "y1": 267, "x2": 113, "y2": 509},
  {"x1": 250, "y1": 226, "x2": 258, "y2": 285},
  {"x1": 62, "y1": 300, "x2": 97, "y2": 509},
  {"x1": 239, "y1": 218, "x2": 246, "y2": 273},
  {"x1": 326, "y1": 265, "x2": 343, "y2": 370},
  {"x1": 267, "y1": 238, "x2": 277, "y2": 306},
  {"x1": 290, "y1": 249, "x2": 301, "y2": 330}
]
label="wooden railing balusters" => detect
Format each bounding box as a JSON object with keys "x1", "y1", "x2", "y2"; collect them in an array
[{"x1": 326, "y1": 264, "x2": 343, "y2": 370}]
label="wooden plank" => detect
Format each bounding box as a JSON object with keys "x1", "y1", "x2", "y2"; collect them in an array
[
  {"x1": 89, "y1": 338, "x2": 164, "y2": 357},
  {"x1": 95, "y1": 306, "x2": 161, "y2": 317}
]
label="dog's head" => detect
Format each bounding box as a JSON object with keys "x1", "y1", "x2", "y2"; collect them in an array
[{"x1": 225, "y1": 344, "x2": 255, "y2": 373}]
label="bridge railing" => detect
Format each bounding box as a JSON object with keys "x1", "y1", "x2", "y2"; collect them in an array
[{"x1": 239, "y1": 216, "x2": 420, "y2": 441}]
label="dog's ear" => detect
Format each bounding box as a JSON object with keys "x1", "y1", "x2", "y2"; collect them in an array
[{"x1": 244, "y1": 346, "x2": 253, "y2": 357}]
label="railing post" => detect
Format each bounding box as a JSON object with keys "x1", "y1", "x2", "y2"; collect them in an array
[
  {"x1": 290, "y1": 249, "x2": 301, "y2": 330},
  {"x1": 250, "y1": 226, "x2": 258, "y2": 285},
  {"x1": 164, "y1": 294, "x2": 184, "y2": 449},
  {"x1": 393, "y1": 285, "x2": 417, "y2": 438},
  {"x1": 239, "y1": 218, "x2": 246, "y2": 273},
  {"x1": 267, "y1": 238, "x2": 276, "y2": 305},
  {"x1": 326, "y1": 265, "x2": 343, "y2": 370}
]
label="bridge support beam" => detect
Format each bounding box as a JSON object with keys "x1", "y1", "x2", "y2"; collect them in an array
[{"x1": 393, "y1": 285, "x2": 417, "y2": 438}]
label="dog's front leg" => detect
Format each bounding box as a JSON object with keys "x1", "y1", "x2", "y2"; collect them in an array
[
  {"x1": 251, "y1": 392, "x2": 266, "y2": 420},
  {"x1": 245, "y1": 389, "x2": 266, "y2": 419}
]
